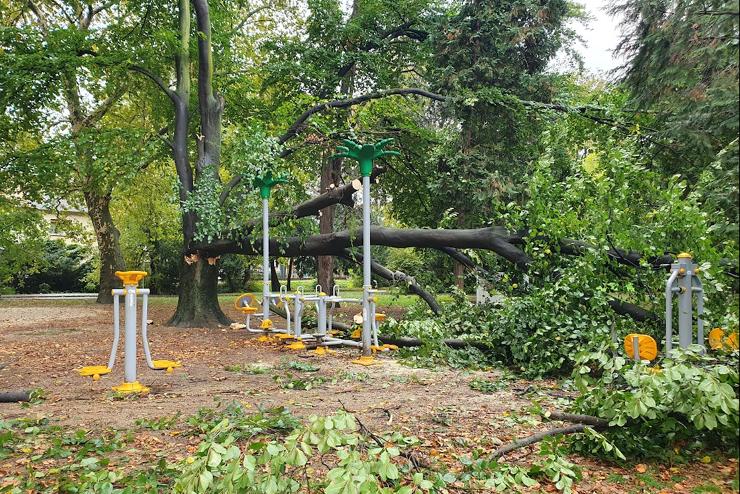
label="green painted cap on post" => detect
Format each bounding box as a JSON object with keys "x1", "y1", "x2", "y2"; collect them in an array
[
  {"x1": 332, "y1": 138, "x2": 400, "y2": 177},
  {"x1": 253, "y1": 170, "x2": 288, "y2": 199}
]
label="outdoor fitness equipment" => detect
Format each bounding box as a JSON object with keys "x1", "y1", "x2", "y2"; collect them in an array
[
  {"x1": 333, "y1": 138, "x2": 399, "y2": 364},
  {"x1": 253, "y1": 171, "x2": 289, "y2": 337},
  {"x1": 665, "y1": 252, "x2": 705, "y2": 353},
  {"x1": 78, "y1": 271, "x2": 181, "y2": 393}
]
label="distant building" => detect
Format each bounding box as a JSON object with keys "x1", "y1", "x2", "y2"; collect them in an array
[{"x1": 30, "y1": 199, "x2": 94, "y2": 244}]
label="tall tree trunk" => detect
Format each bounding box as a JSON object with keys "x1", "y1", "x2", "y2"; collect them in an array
[
  {"x1": 84, "y1": 190, "x2": 125, "y2": 304},
  {"x1": 168, "y1": 0, "x2": 229, "y2": 327},
  {"x1": 169, "y1": 256, "x2": 228, "y2": 327},
  {"x1": 317, "y1": 154, "x2": 342, "y2": 291}
]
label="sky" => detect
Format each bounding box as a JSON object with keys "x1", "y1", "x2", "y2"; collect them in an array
[{"x1": 573, "y1": 0, "x2": 626, "y2": 77}]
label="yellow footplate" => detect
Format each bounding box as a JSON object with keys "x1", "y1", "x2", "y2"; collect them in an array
[
  {"x1": 314, "y1": 346, "x2": 336, "y2": 356},
  {"x1": 286, "y1": 341, "x2": 306, "y2": 351},
  {"x1": 276, "y1": 334, "x2": 296, "y2": 340},
  {"x1": 153, "y1": 360, "x2": 182, "y2": 373},
  {"x1": 112, "y1": 381, "x2": 150, "y2": 394},
  {"x1": 79, "y1": 365, "x2": 111, "y2": 381},
  {"x1": 352, "y1": 355, "x2": 379, "y2": 366}
]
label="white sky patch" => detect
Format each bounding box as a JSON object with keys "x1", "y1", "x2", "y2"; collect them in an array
[{"x1": 572, "y1": 0, "x2": 626, "y2": 78}]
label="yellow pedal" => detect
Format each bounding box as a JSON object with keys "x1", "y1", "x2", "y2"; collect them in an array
[
  {"x1": 370, "y1": 345, "x2": 386, "y2": 353},
  {"x1": 352, "y1": 355, "x2": 379, "y2": 366},
  {"x1": 79, "y1": 365, "x2": 111, "y2": 381},
  {"x1": 276, "y1": 333, "x2": 296, "y2": 340},
  {"x1": 260, "y1": 319, "x2": 273, "y2": 330},
  {"x1": 257, "y1": 335, "x2": 274, "y2": 343},
  {"x1": 153, "y1": 360, "x2": 182, "y2": 373},
  {"x1": 314, "y1": 346, "x2": 336, "y2": 356},
  {"x1": 350, "y1": 328, "x2": 361, "y2": 339},
  {"x1": 286, "y1": 341, "x2": 307, "y2": 351},
  {"x1": 375, "y1": 313, "x2": 387, "y2": 322},
  {"x1": 112, "y1": 381, "x2": 149, "y2": 394},
  {"x1": 382, "y1": 344, "x2": 398, "y2": 351}
]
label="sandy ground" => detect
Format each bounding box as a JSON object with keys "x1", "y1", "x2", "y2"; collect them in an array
[{"x1": 1, "y1": 299, "x2": 737, "y2": 493}]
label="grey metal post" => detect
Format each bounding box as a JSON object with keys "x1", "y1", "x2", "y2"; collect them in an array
[
  {"x1": 262, "y1": 197, "x2": 270, "y2": 323},
  {"x1": 677, "y1": 257, "x2": 693, "y2": 349},
  {"x1": 107, "y1": 293, "x2": 121, "y2": 369},
  {"x1": 123, "y1": 284, "x2": 137, "y2": 383},
  {"x1": 665, "y1": 269, "x2": 679, "y2": 353},
  {"x1": 693, "y1": 277, "x2": 705, "y2": 348},
  {"x1": 632, "y1": 335, "x2": 640, "y2": 362},
  {"x1": 362, "y1": 175, "x2": 372, "y2": 356},
  {"x1": 318, "y1": 295, "x2": 327, "y2": 338}
]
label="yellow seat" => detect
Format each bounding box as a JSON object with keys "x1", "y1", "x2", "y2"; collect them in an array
[
  {"x1": 115, "y1": 271, "x2": 147, "y2": 286},
  {"x1": 238, "y1": 306, "x2": 258, "y2": 314},
  {"x1": 375, "y1": 313, "x2": 387, "y2": 322},
  {"x1": 624, "y1": 333, "x2": 658, "y2": 361},
  {"x1": 234, "y1": 293, "x2": 256, "y2": 311}
]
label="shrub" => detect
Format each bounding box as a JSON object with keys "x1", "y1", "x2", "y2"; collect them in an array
[
  {"x1": 12, "y1": 240, "x2": 95, "y2": 293},
  {"x1": 570, "y1": 347, "x2": 740, "y2": 459}
]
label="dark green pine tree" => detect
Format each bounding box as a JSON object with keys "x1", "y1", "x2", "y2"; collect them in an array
[{"x1": 429, "y1": 0, "x2": 579, "y2": 225}]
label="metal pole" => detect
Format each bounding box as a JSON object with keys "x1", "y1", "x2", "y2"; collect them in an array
[
  {"x1": 633, "y1": 335, "x2": 640, "y2": 362},
  {"x1": 140, "y1": 290, "x2": 155, "y2": 368},
  {"x1": 107, "y1": 293, "x2": 121, "y2": 369},
  {"x1": 693, "y1": 277, "x2": 705, "y2": 350},
  {"x1": 677, "y1": 258, "x2": 693, "y2": 349},
  {"x1": 123, "y1": 284, "x2": 137, "y2": 383},
  {"x1": 665, "y1": 269, "x2": 679, "y2": 353},
  {"x1": 262, "y1": 197, "x2": 270, "y2": 323},
  {"x1": 362, "y1": 174, "x2": 372, "y2": 356}
]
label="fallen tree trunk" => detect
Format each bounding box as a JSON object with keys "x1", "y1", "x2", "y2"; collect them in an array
[
  {"x1": 199, "y1": 226, "x2": 529, "y2": 267},
  {"x1": 377, "y1": 334, "x2": 489, "y2": 351},
  {"x1": 0, "y1": 391, "x2": 31, "y2": 403}
]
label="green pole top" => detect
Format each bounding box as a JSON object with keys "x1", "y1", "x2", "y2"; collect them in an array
[
  {"x1": 253, "y1": 170, "x2": 288, "y2": 199},
  {"x1": 333, "y1": 138, "x2": 400, "y2": 177}
]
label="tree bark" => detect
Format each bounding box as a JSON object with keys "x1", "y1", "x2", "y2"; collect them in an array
[
  {"x1": 317, "y1": 154, "x2": 342, "y2": 292},
  {"x1": 84, "y1": 190, "x2": 125, "y2": 304},
  {"x1": 169, "y1": 257, "x2": 228, "y2": 327},
  {"x1": 287, "y1": 257, "x2": 293, "y2": 291},
  {"x1": 271, "y1": 260, "x2": 280, "y2": 292},
  {"x1": 453, "y1": 261, "x2": 465, "y2": 290}
]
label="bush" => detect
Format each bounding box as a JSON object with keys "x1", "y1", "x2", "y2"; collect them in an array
[
  {"x1": 570, "y1": 347, "x2": 739, "y2": 459},
  {"x1": 12, "y1": 240, "x2": 95, "y2": 293},
  {"x1": 219, "y1": 254, "x2": 253, "y2": 293}
]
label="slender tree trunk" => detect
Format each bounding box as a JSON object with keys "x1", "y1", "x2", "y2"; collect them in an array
[
  {"x1": 454, "y1": 261, "x2": 465, "y2": 291},
  {"x1": 169, "y1": 256, "x2": 228, "y2": 327},
  {"x1": 84, "y1": 190, "x2": 125, "y2": 304},
  {"x1": 287, "y1": 257, "x2": 293, "y2": 291},
  {"x1": 271, "y1": 260, "x2": 280, "y2": 292}
]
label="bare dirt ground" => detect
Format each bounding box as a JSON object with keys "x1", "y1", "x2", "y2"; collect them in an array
[{"x1": 1, "y1": 299, "x2": 737, "y2": 493}]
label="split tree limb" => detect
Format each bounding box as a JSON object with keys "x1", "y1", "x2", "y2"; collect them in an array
[
  {"x1": 491, "y1": 410, "x2": 610, "y2": 459},
  {"x1": 339, "y1": 250, "x2": 441, "y2": 314},
  {"x1": 491, "y1": 424, "x2": 592, "y2": 459}
]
